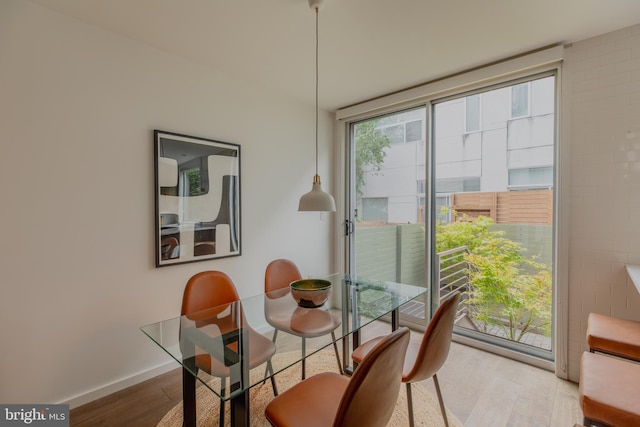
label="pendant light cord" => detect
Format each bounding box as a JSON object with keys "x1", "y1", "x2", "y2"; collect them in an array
[{"x1": 315, "y1": 7, "x2": 319, "y2": 177}]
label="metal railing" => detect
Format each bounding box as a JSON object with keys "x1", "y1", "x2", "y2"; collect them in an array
[{"x1": 435, "y1": 246, "x2": 471, "y2": 319}]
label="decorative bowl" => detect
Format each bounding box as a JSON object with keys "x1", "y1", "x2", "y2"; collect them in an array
[{"x1": 290, "y1": 279, "x2": 332, "y2": 308}]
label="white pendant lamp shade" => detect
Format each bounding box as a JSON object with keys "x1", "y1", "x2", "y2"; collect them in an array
[
  {"x1": 299, "y1": 174, "x2": 336, "y2": 211},
  {"x1": 298, "y1": 0, "x2": 336, "y2": 212}
]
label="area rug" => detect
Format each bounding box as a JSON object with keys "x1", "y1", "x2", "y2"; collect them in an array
[{"x1": 157, "y1": 350, "x2": 463, "y2": 427}]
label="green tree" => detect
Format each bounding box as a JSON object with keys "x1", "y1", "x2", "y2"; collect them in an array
[
  {"x1": 354, "y1": 120, "x2": 391, "y2": 197},
  {"x1": 186, "y1": 168, "x2": 201, "y2": 196},
  {"x1": 436, "y1": 212, "x2": 552, "y2": 341}
]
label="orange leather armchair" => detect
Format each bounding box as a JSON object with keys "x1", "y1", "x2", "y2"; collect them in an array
[
  {"x1": 181, "y1": 271, "x2": 278, "y2": 426},
  {"x1": 265, "y1": 327, "x2": 410, "y2": 427},
  {"x1": 352, "y1": 290, "x2": 461, "y2": 427},
  {"x1": 264, "y1": 259, "x2": 342, "y2": 379}
]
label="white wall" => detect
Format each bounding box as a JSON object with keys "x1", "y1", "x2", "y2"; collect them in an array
[
  {"x1": 0, "y1": 0, "x2": 335, "y2": 406},
  {"x1": 564, "y1": 24, "x2": 640, "y2": 381}
]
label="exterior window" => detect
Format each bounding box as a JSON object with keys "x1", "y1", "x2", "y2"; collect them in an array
[
  {"x1": 406, "y1": 120, "x2": 423, "y2": 142},
  {"x1": 435, "y1": 195, "x2": 452, "y2": 223},
  {"x1": 435, "y1": 177, "x2": 481, "y2": 193},
  {"x1": 511, "y1": 83, "x2": 530, "y2": 118},
  {"x1": 509, "y1": 166, "x2": 553, "y2": 188},
  {"x1": 381, "y1": 124, "x2": 404, "y2": 144},
  {"x1": 362, "y1": 197, "x2": 388, "y2": 222},
  {"x1": 465, "y1": 94, "x2": 481, "y2": 132}
]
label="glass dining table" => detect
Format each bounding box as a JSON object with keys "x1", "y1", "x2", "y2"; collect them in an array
[{"x1": 140, "y1": 273, "x2": 426, "y2": 427}]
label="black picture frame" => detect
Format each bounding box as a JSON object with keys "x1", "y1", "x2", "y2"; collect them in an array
[{"x1": 154, "y1": 130, "x2": 241, "y2": 267}]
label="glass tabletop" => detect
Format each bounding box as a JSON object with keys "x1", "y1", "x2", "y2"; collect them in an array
[{"x1": 140, "y1": 273, "x2": 426, "y2": 401}]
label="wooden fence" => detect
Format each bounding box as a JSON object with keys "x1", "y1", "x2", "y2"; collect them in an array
[{"x1": 450, "y1": 189, "x2": 553, "y2": 225}]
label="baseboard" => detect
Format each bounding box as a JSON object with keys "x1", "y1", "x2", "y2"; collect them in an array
[
  {"x1": 63, "y1": 324, "x2": 276, "y2": 409},
  {"x1": 62, "y1": 361, "x2": 177, "y2": 409},
  {"x1": 452, "y1": 334, "x2": 555, "y2": 372}
]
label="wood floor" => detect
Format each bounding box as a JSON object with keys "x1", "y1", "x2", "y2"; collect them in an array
[{"x1": 70, "y1": 324, "x2": 582, "y2": 427}]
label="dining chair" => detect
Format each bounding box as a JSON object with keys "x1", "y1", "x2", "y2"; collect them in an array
[
  {"x1": 264, "y1": 259, "x2": 342, "y2": 379},
  {"x1": 160, "y1": 236, "x2": 179, "y2": 260},
  {"x1": 181, "y1": 270, "x2": 278, "y2": 427},
  {"x1": 352, "y1": 290, "x2": 461, "y2": 427},
  {"x1": 265, "y1": 327, "x2": 410, "y2": 427}
]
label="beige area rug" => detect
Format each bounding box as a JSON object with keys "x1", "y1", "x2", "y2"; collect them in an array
[{"x1": 157, "y1": 350, "x2": 463, "y2": 427}]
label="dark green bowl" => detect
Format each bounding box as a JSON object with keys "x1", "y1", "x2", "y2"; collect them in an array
[{"x1": 290, "y1": 279, "x2": 332, "y2": 308}]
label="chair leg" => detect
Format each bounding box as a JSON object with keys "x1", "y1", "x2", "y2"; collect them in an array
[
  {"x1": 406, "y1": 382, "x2": 415, "y2": 427},
  {"x1": 330, "y1": 332, "x2": 343, "y2": 375},
  {"x1": 264, "y1": 329, "x2": 279, "y2": 380},
  {"x1": 301, "y1": 337, "x2": 306, "y2": 380},
  {"x1": 219, "y1": 377, "x2": 226, "y2": 427},
  {"x1": 433, "y1": 374, "x2": 449, "y2": 427},
  {"x1": 583, "y1": 416, "x2": 602, "y2": 426},
  {"x1": 267, "y1": 360, "x2": 278, "y2": 396}
]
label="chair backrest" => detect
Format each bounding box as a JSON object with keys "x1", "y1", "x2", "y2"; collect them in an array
[
  {"x1": 181, "y1": 271, "x2": 240, "y2": 316},
  {"x1": 264, "y1": 259, "x2": 302, "y2": 294},
  {"x1": 334, "y1": 327, "x2": 410, "y2": 427},
  {"x1": 404, "y1": 291, "x2": 461, "y2": 382},
  {"x1": 160, "y1": 236, "x2": 179, "y2": 260}
]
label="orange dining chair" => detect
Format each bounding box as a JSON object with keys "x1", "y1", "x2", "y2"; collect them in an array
[
  {"x1": 352, "y1": 290, "x2": 461, "y2": 427},
  {"x1": 181, "y1": 271, "x2": 278, "y2": 427},
  {"x1": 265, "y1": 327, "x2": 410, "y2": 427},
  {"x1": 264, "y1": 259, "x2": 342, "y2": 379}
]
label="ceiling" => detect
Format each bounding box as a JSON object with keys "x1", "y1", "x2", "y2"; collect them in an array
[{"x1": 30, "y1": 0, "x2": 640, "y2": 111}]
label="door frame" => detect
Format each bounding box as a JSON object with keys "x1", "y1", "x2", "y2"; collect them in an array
[{"x1": 334, "y1": 46, "x2": 567, "y2": 377}]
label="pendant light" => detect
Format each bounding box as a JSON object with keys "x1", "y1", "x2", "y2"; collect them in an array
[{"x1": 298, "y1": 0, "x2": 336, "y2": 212}]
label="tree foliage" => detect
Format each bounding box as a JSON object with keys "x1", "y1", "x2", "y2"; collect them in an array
[
  {"x1": 436, "y1": 211, "x2": 552, "y2": 341},
  {"x1": 354, "y1": 120, "x2": 391, "y2": 196}
]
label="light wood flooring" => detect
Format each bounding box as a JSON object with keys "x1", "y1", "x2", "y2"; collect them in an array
[{"x1": 70, "y1": 322, "x2": 582, "y2": 427}]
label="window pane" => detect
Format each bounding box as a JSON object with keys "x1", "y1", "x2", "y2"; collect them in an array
[
  {"x1": 466, "y1": 94, "x2": 481, "y2": 132},
  {"x1": 406, "y1": 120, "x2": 423, "y2": 142},
  {"x1": 381, "y1": 124, "x2": 404, "y2": 144},
  {"x1": 362, "y1": 197, "x2": 388, "y2": 222},
  {"x1": 434, "y1": 75, "x2": 555, "y2": 357},
  {"x1": 511, "y1": 83, "x2": 529, "y2": 118},
  {"x1": 509, "y1": 167, "x2": 553, "y2": 187}
]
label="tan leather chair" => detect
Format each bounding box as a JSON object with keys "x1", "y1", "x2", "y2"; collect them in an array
[
  {"x1": 352, "y1": 290, "x2": 461, "y2": 427},
  {"x1": 265, "y1": 327, "x2": 410, "y2": 427},
  {"x1": 264, "y1": 259, "x2": 342, "y2": 379},
  {"x1": 586, "y1": 312, "x2": 640, "y2": 362},
  {"x1": 181, "y1": 271, "x2": 278, "y2": 426},
  {"x1": 579, "y1": 351, "x2": 640, "y2": 426}
]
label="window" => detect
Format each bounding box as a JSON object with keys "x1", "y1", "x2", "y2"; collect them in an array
[
  {"x1": 381, "y1": 124, "x2": 404, "y2": 144},
  {"x1": 465, "y1": 94, "x2": 481, "y2": 132},
  {"x1": 511, "y1": 83, "x2": 530, "y2": 118},
  {"x1": 361, "y1": 197, "x2": 388, "y2": 222},
  {"x1": 509, "y1": 166, "x2": 553, "y2": 188},
  {"x1": 379, "y1": 118, "x2": 423, "y2": 144},
  {"x1": 406, "y1": 120, "x2": 423, "y2": 142},
  {"x1": 435, "y1": 177, "x2": 481, "y2": 193},
  {"x1": 435, "y1": 195, "x2": 452, "y2": 223}
]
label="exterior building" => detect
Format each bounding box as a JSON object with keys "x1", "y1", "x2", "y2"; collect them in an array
[{"x1": 359, "y1": 76, "x2": 555, "y2": 225}]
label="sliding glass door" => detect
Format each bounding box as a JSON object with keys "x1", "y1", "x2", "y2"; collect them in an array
[
  {"x1": 431, "y1": 74, "x2": 556, "y2": 359},
  {"x1": 347, "y1": 107, "x2": 429, "y2": 327},
  {"x1": 346, "y1": 73, "x2": 557, "y2": 360}
]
